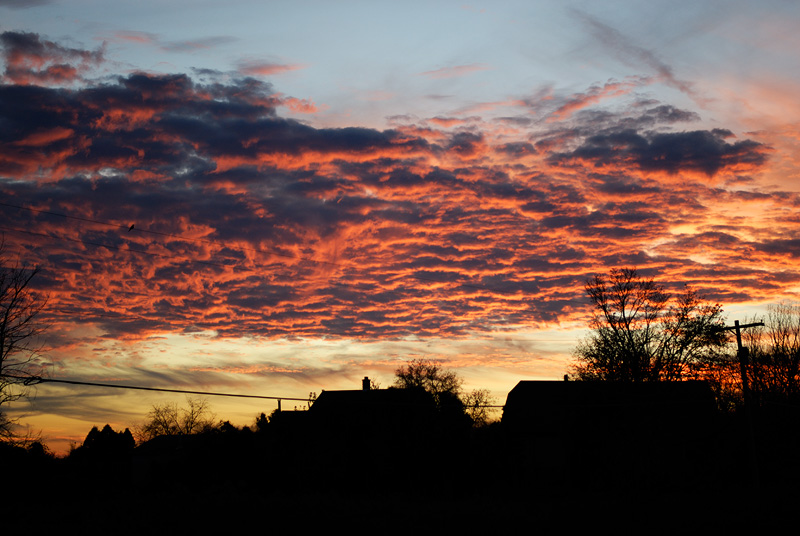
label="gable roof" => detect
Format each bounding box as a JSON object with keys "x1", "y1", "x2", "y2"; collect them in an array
[
  {"x1": 310, "y1": 387, "x2": 436, "y2": 419},
  {"x1": 502, "y1": 380, "x2": 716, "y2": 433}
]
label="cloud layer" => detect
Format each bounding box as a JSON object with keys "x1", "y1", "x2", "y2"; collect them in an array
[{"x1": 0, "y1": 31, "x2": 790, "y2": 356}]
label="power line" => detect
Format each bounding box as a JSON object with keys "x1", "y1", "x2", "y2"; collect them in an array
[
  {"x1": 6, "y1": 374, "x2": 504, "y2": 408},
  {"x1": 0, "y1": 201, "x2": 132, "y2": 232},
  {"x1": 9, "y1": 374, "x2": 310, "y2": 402}
]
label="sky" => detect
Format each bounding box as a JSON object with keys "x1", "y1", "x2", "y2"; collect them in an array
[{"x1": 2, "y1": 0, "x2": 800, "y2": 453}]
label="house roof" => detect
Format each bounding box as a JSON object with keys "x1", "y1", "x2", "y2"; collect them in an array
[
  {"x1": 310, "y1": 387, "x2": 436, "y2": 416},
  {"x1": 502, "y1": 380, "x2": 716, "y2": 431}
]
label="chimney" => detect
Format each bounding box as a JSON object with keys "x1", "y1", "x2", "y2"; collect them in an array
[{"x1": 362, "y1": 376, "x2": 371, "y2": 391}]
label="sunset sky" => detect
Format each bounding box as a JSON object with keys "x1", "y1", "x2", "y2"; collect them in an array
[{"x1": 2, "y1": 0, "x2": 799, "y2": 453}]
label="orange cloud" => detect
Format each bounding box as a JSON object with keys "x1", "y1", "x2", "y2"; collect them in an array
[
  {"x1": 279, "y1": 96, "x2": 318, "y2": 114},
  {"x1": 12, "y1": 127, "x2": 74, "y2": 147},
  {"x1": 0, "y1": 45, "x2": 789, "y2": 355},
  {"x1": 1, "y1": 30, "x2": 104, "y2": 85},
  {"x1": 428, "y1": 116, "x2": 472, "y2": 128},
  {"x1": 549, "y1": 78, "x2": 648, "y2": 121}
]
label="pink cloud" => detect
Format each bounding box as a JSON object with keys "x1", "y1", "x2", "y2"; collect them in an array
[
  {"x1": 419, "y1": 63, "x2": 490, "y2": 79},
  {"x1": 428, "y1": 116, "x2": 471, "y2": 128},
  {"x1": 112, "y1": 31, "x2": 159, "y2": 45},
  {"x1": 279, "y1": 96, "x2": 318, "y2": 114},
  {"x1": 111, "y1": 31, "x2": 235, "y2": 53},
  {"x1": 238, "y1": 61, "x2": 307, "y2": 77},
  {"x1": 549, "y1": 78, "x2": 649, "y2": 121}
]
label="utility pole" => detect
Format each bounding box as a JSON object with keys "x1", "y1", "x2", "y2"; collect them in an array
[
  {"x1": 722, "y1": 320, "x2": 764, "y2": 407},
  {"x1": 721, "y1": 319, "x2": 764, "y2": 493}
]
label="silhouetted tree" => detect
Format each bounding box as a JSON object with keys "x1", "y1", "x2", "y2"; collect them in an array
[
  {"x1": 393, "y1": 359, "x2": 483, "y2": 428},
  {"x1": 134, "y1": 397, "x2": 216, "y2": 442},
  {"x1": 738, "y1": 304, "x2": 800, "y2": 407},
  {"x1": 463, "y1": 389, "x2": 496, "y2": 427},
  {"x1": 253, "y1": 412, "x2": 270, "y2": 432},
  {"x1": 394, "y1": 358, "x2": 463, "y2": 405},
  {"x1": 571, "y1": 267, "x2": 726, "y2": 382},
  {"x1": 0, "y1": 243, "x2": 47, "y2": 440},
  {"x1": 217, "y1": 420, "x2": 239, "y2": 434},
  {"x1": 82, "y1": 424, "x2": 135, "y2": 454}
]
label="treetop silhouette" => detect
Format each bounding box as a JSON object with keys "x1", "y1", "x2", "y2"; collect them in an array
[{"x1": 571, "y1": 267, "x2": 727, "y2": 382}]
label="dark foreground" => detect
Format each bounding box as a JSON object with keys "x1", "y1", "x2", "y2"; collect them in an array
[{"x1": 5, "y1": 407, "x2": 800, "y2": 532}]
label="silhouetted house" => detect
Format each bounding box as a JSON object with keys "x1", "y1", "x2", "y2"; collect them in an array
[
  {"x1": 311, "y1": 388, "x2": 436, "y2": 432},
  {"x1": 279, "y1": 379, "x2": 443, "y2": 485},
  {"x1": 501, "y1": 381, "x2": 719, "y2": 492},
  {"x1": 308, "y1": 378, "x2": 439, "y2": 446},
  {"x1": 268, "y1": 408, "x2": 312, "y2": 434},
  {"x1": 502, "y1": 380, "x2": 717, "y2": 438}
]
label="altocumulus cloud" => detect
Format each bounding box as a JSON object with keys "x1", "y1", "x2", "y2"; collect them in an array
[{"x1": 0, "y1": 31, "x2": 788, "y2": 348}]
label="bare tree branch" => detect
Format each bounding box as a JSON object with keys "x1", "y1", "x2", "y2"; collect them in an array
[
  {"x1": 133, "y1": 397, "x2": 217, "y2": 442},
  {"x1": 571, "y1": 268, "x2": 726, "y2": 382},
  {"x1": 0, "y1": 239, "x2": 47, "y2": 440}
]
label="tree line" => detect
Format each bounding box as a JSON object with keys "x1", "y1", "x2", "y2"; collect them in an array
[
  {"x1": 569, "y1": 267, "x2": 800, "y2": 412},
  {"x1": 47, "y1": 356, "x2": 494, "y2": 458}
]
